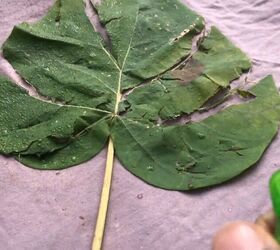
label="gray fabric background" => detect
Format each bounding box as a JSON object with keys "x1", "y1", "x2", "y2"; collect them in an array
[{"x1": 0, "y1": 0, "x2": 280, "y2": 249}]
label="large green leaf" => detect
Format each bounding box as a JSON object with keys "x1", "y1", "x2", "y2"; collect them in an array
[{"x1": 0, "y1": 0, "x2": 279, "y2": 190}]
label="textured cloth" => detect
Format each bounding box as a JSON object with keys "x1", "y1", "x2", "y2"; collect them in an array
[{"x1": 0, "y1": 0, "x2": 280, "y2": 249}]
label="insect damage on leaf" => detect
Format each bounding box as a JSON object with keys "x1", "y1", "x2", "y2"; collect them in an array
[{"x1": 0, "y1": 0, "x2": 280, "y2": 190}]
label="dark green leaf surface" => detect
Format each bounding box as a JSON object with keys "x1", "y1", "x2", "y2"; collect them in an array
[
  {"x1": 0, "y1": 0, "x2": 279, "y2": 190},
  {"x1": 0, "y1": 75, "x2": 110, "y2": 169}
]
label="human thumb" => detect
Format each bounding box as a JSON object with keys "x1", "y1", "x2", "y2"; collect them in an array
[{"x1": 212, "y1": 222, "x2": 280, "y2": 250}]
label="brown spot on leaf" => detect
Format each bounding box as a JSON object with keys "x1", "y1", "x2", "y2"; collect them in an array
[{"x1": 171, "y1": 59, "x2": 204, "y2": 85}]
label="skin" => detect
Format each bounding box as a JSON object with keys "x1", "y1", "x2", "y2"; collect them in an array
[{"x1": 213, "y1": 210, "x2": 280, "y2": 250}]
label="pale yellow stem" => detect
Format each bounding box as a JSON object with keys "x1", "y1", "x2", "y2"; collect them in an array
[{"x1": 92, "y1": 138, "x2": 115, "y2": 250}]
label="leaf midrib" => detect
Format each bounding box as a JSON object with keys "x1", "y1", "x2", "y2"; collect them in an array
[{"x1": 112, "y1": 12, "x2": 139, "y2": 116}]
